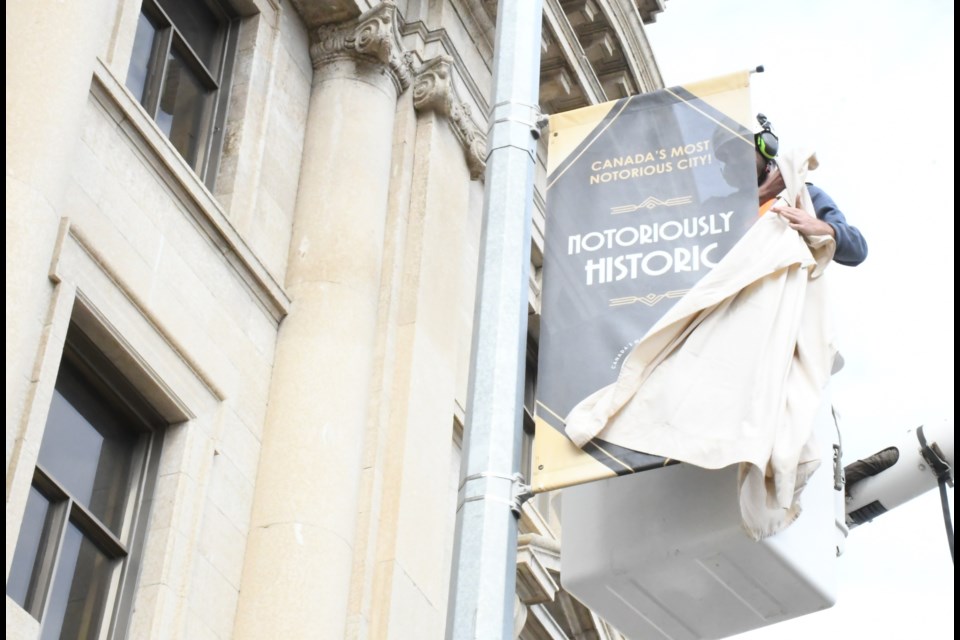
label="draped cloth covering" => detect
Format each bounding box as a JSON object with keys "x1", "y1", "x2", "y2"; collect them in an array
[{"x1": 564, "y1": 148, "x2": 838, "y2": 540}]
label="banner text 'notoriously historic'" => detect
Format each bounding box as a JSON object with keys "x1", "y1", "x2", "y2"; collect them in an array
[{"x1": 567, "y1": 211, "x2": 734, "y2": 285}]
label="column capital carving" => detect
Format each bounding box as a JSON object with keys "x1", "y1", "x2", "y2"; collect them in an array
[
  {"x1": 413, "y1": 56, "x2": 487, "y2": 181},
  {"x1": 412, "y1": 55, "x2": 454, "y2": 116},
  {"x1": 310, "y1": 0, "x2": 413, "y2": 94}
]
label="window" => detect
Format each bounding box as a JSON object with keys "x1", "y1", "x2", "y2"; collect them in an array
[
  {"x1": 125, "y1": 0, "x2": 239, "y2": 189},
  {"x1": 7, "y1": 325, "x2": 164, "y2": 640}
]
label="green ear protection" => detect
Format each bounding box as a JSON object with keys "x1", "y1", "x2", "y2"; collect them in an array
[{"x1": 754, "y1": 113, "x2": 779, "y2": 160}]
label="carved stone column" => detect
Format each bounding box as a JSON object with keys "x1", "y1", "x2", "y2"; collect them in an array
[
  {"x1": 354, "y1": 54, "x2": 481, "y2": 638},
  {"x1": 412, "y1": 55, "x2": 487, "y2": 180},
  {"x1": 234, "y1": 3, "x2": 413, "y2": 639}
]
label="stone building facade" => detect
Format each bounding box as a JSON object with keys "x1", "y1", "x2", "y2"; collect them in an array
[{"x1": 6, "y1": 0, "x2": 666, "y2": 637}]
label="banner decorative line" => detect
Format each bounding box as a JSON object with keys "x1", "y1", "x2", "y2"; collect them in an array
[
  {"x1": 609, "y1": 289, "x2": 689, "y2": 307},
  {"x1": 663, "y1": 86, "x2": 755, "y2": 145},
  {"x1": 583, "y1": 441, "x2": 635, "y2": 472},
  {"x1": 610, "y1": 196, "x2": 694, "y2": 214},
  {"x1": 535, "y1": 399, "x2": 565, "y2": 425},
  {"x1": 546, "y1": 96, "x2": 636, "y2": 191}
]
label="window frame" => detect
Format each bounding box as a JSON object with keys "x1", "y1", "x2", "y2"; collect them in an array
[
  {"x1": 131, "y1": 0, "x2": 240, "y2": 190},
  {"x1": 7, "y1": 324, "x2": 165, "y2": 640}
]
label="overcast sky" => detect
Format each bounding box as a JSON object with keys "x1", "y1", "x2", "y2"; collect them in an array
[{"x1": 642, "y1": 1, "x2": 954, "y2": 638}]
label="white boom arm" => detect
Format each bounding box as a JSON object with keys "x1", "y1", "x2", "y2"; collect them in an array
[{"x1": 844, "y1": 417, "x2": 954, "y2": 528}]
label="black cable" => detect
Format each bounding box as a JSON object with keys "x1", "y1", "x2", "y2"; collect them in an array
[
  {"x1": 917, "y1": 425, "x2": 954, "y2": 564},
  {"x1": 937, "y1": 477, "x2": 954, "y2": 564}
]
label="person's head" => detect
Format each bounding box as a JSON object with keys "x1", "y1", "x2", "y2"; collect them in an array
[
  {"x1": 712, "y1": 124, "x2": 767, "y2": 189},
  {"x1": 754, "y1": 113, "x2": 779, "y2": 160},
  {"x1": 712, "y1": 125, "x2": 749, "y2": 187}
]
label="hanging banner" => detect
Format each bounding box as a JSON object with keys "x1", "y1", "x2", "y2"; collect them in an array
[{"x1": 533, "y1": 70, "x2": 761, "y2": 493}]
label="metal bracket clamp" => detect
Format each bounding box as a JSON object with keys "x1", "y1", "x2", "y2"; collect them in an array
[
  {"x1": 917, "y1": 425, "x2": 954, "y2": 487},
  {"x1": 534, "y1": 113, "x2": 550, "y2": 138},
  {"x1": 831, "y1": 405, "x2": 845, "y2": 491},
  {"x1": 513, "y1": 479, "x2": 534, "y2": 515},
  {"x1": 832, "y1": 444, "x2": 845, "y2": 492},
  {"x1": 458, "y1": 471, "x2": 534, "y2": 518},
  {"x1": 487, "y1": 100, "x2": 543, "y2": 155}
]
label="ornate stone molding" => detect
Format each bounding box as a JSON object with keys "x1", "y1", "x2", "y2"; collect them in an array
[
  {"x1": 413, "y1": 56, "x2": 487, "y2": 181},
  {"x1": 516, "y1": 533, "x2": 560, "y2": 605},
  {"x1": 412, "y1": 56, "x2": 454, "y2": 115},
  {"x1": 310, "y1": 0, "x2": 414, "y2": 94}
]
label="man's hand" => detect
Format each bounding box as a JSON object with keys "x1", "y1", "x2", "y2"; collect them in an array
[
  {"x1": 758, "y1": 165, "x2": 785, "y2": 204},
  {"x1": 772, "y1": 196, "x2": 835, "y2": 238}
]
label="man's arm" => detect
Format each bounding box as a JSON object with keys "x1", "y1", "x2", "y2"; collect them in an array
[{"x1": 806, "y1": 184, "x2": 868, "y2": 266}]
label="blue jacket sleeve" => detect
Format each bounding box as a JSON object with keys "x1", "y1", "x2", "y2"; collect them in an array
[{"x1": 806, "y1": 183, "x2": 868, "y2": 266}]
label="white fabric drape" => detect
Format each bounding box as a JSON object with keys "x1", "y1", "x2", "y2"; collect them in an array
[{"x1": 564, "y1": 148, "x2": 838, "y2": 539}]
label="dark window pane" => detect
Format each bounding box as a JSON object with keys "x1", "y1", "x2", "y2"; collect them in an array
[
  {"x1": 38, "y1": 370, "x2": 137, "y2": 536},
  {"x1": 130, "y1": 0, "x2": 234, "y2": 189},
  {"x1": 161, "y1": 0, "x2": 223, "y2": 74},
  {"x1": 125, "y1": 11, "x2": 159, "y2": 103},
  {"x1": 158, "y1": 48, "x2": 214, "y2": 170},
  {"x1": 39, "y1": 390, "x2": 105, "y2": 503},
  {"x1": 6, "y1": 487, "x2": 52, "y2": 613},
  {"x1": 40, "y1": 523, "x2": 115, "y2": 640}
]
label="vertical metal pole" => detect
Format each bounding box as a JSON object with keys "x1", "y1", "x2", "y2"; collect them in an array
[{"x1": 445, "y1": 0, "x2": 543, "y2": 638}]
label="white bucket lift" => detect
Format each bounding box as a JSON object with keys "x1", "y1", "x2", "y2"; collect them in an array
[{"x1": 560, "y1": 391, "x2": 846, "y2": 640}]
